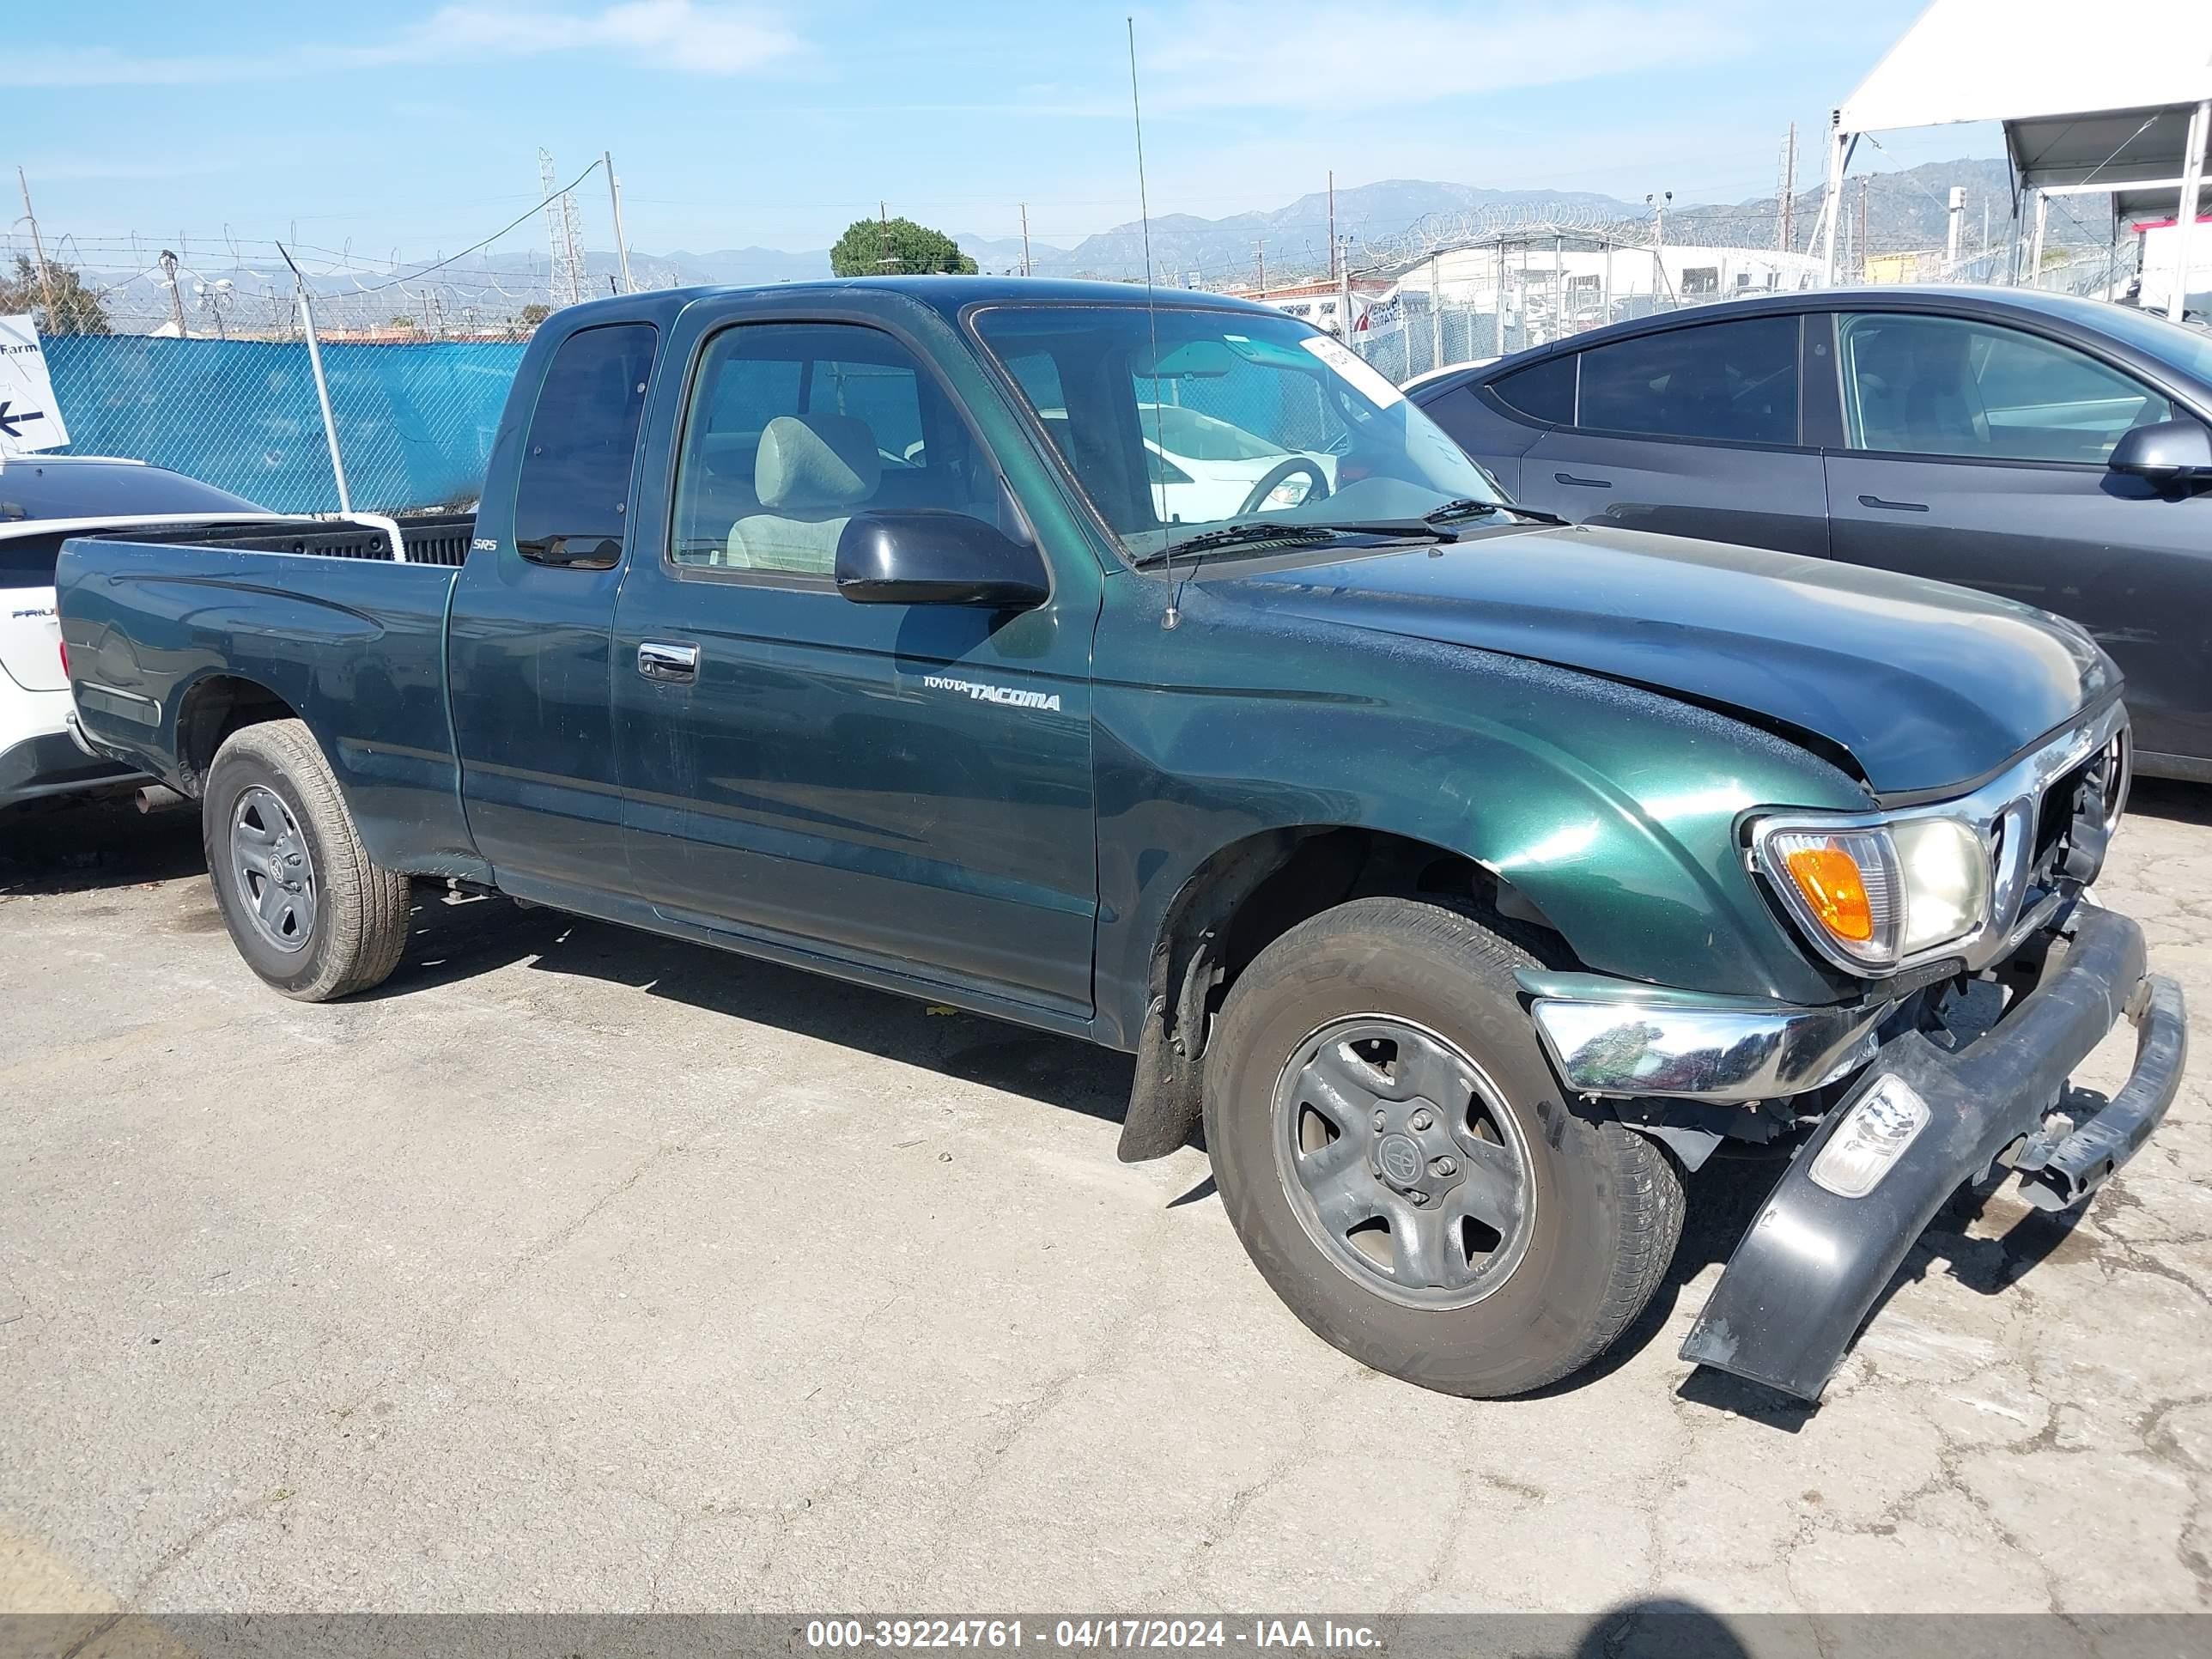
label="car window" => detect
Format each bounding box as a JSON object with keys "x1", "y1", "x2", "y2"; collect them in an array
[
  {"x1": 1576, "y1": 315, "x2": 1799, "y2": 445},
  {"x1": 670, "y1": 322, "x2": 995, "y2": 575},
  {"x1": 514, "y1": 321, "x2": 657, "y2": 568},
  {"x1": 1488, "y1": 354, "x2": 1576, "y2": 424},
  {"x1": 1839, "y1": 313, "x2": 2172, "y2": 465},
  {"x1": 0, "y1": 529, "x2": 68, "y2": 589}
]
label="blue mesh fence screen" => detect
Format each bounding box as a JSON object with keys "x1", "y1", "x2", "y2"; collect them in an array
[{"x1": 44, "y1": 335, "x2": 526, "y2": 514}]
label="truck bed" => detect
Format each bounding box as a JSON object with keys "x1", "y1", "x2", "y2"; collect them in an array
[{"x1": 57, "y1": 515, "x2": 483, "y2": 880}]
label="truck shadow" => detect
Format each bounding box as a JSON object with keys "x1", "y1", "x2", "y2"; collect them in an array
[
  {"x1": 381, "y1": 888, "x2": 1824, "y2": 1393},
  {"x1": 0, "y1": 793, "x2": 206, "y2": 896},
  {"x1": 377, "y1": 889, "x2": 1140, "y2": 1128}
]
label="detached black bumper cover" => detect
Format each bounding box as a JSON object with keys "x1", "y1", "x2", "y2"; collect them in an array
[{"x1": 1680, "y1": 903, "x2": 2187, "y2": 1403}]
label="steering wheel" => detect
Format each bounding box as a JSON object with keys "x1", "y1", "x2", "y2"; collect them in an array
[{"x1": 1237, "y1": 457, "x2": 1330, "y2": 517}]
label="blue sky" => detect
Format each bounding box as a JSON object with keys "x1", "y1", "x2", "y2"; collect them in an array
[{"x1": 9, "y1": 0, "x2": 1997, "y2": 261}]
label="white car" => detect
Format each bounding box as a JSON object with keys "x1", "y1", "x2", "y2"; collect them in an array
[
  {"x1": 1136, "y1": 403, "x2": 1340, "y2": 524},
  {"x1": 1, "y1": 456, "x2": 276, "y2": 809}
]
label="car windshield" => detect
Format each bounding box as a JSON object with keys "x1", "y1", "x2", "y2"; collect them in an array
[
  {"x1": 972, "y1": 303, "x2": 1504, "y2": 562},
  {"x1": 2087, "y1": 301, "x2": 2212, "y2": 387}
]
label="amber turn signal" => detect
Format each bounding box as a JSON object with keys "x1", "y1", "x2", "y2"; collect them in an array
[{"x1": 1782, "y1": 842, "x2": 1875, "y2": 943}]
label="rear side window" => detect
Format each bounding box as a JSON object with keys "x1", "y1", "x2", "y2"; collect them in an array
[
  {"x1": 514, "y1": 322, "x2": 658, "y2": 568},
  {"x1": 0, "y1": 530, "x2": 65, "y2": 589},
  {"x1": 1576, "y1": 315, "x2": 1799, "y2": 445},
  {"x1": 1489, "y1": 354, "x2": 1576, "y2": 424}
]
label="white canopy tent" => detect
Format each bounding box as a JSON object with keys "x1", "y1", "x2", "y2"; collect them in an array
[{"x1": 1821, "y1": 0, "x2": 2212, "y2": 317}]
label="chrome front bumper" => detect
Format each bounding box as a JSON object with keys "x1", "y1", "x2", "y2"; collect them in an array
[{"x1": 1519, "y1": 969, "x2": 1889, "y2": 1103}]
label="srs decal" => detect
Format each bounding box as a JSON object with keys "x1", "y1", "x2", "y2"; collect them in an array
[{"x1": 921, "y1": 673, "x2": 1062, "y2": 713}]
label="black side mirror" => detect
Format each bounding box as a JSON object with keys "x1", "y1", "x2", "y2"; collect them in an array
[
  {"x1": 2108, "y1": 418, "x2": 2212, "y2": 480},
  {"x1": 835, "y1": 510, "x2": 1049, "y2": 608}
]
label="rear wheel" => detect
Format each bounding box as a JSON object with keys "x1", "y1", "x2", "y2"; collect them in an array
[
  {"x1": 202, "y1": 720, "x2": 410, "y2": 1001},
  {"x1": 1205, "y1": 896, "x2": 1683, "y2": 1397}
]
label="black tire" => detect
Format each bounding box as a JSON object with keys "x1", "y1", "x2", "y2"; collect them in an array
[
  {"x1": 201, "y1": 719, "x2": 410, "y2": 1001},
  {"x1": 1205, "y1": 896, "x2": 1683, "y2": 1398}
]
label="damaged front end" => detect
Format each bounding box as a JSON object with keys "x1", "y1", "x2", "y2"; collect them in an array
[{"x1": 1520, "y1": 706, "x2": 2190, "y2": 1403}]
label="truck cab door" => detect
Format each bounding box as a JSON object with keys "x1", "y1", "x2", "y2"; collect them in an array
[
  {"x1": 447, "y1": 319, "x2": 656, "y2": 896},
  {"x1": 610, "y1": 308, "x2": 1100, "y2": 1019}
]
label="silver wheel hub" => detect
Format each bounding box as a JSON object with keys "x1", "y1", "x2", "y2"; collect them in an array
[
  {"x1": 230, "y1": 784, "x2": 318, "y2": 953},
  {"x1": 1272, "y1": 1015, "x2": 1535, "y2": 1310}
]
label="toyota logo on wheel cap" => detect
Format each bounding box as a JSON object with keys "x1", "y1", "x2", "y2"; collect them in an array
[{"x1": 1376, "y1": 1133, "x2": 1424, "y2": 1188}]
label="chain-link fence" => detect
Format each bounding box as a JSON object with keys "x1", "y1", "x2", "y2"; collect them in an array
[
  {"x1": 3, "y1": 228, "x2": 585, "y2": 514},
  {"x1": 40, "y1": 334, "x2": 524, "y2": 514},
  {"x1": 1342, "y1": 222, "x2": 2154, "y2": 385}
]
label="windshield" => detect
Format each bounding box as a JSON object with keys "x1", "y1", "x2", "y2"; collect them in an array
[
  {"x1": 2089, "y1": 301, "x2": 2212, "y2": 388},
  {"x1": 972, "y1": 303, "x2": 1503, "y2": 562}
]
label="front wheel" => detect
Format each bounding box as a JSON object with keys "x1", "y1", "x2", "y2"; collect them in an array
[
  {"x1": 1204, "y1": 896, "x2": 1683, "y2": 1397},
  {"x1": 202, "y1": 719, "x2": 410, "y2": 1001}
]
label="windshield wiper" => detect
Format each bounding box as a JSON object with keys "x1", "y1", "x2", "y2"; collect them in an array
[
  {"x1": 1425, "y1": 497, "x2": 1565, "y2": 526},
  {"x1": 1131, "y1": 518, "x2": 1455, "y2": 568}
]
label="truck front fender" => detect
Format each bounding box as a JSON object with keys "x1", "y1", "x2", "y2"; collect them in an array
[{"x1": 1091, "y1": 577, "x2": 1870, "y2": 1063}]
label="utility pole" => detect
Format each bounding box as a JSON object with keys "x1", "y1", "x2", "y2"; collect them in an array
[
  {"x1": 604, "y1": 151, "x2": 635, "y2": 295},
  {"x1": 879, "y1": 201, "x2": 894, "y2": 272},
  {"x1": 159, "y1": 249, "x2": 186, "y2": 336},
  {"x1": 2028, "y1": 190, "x2": 2050, "y2": 287},
  {"x1": 1337, "y1": 234, "x2": 1353, "y2": 343},
  {"x1": 1857, "y1": 176, "x2": 1871, "y2": 282},
  {"x1": 1945, "y1": 185, "x2": 1965, "y2": 271},
  {"x1": 1020, "y1": 203, "x2": 1031, "y2": 276},
  {"x1": 1254, "y1": 239, "x2": 1266, "y2": 298},
  {"x1": 1778, "y1": 124, "x2": 1797, "y2": 254},
  {"x1": 15, "y1": 169, "x2": 58, "y2": 329},
  {"x1": 1646, "y1": 191, "x2": 1671, "y2": 302},
  {"x1": 1327, "y1": 170, "x2": 1336, "y2": 289}
]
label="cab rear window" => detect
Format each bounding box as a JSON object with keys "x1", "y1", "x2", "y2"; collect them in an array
[{"x1": 514, "y1": 322, "x2": 659, "y2": 568}]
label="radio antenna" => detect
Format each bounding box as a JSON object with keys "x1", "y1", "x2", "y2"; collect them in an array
[{"x1": 1127, "y1": 15, "x2": 1177, "y2": 629}]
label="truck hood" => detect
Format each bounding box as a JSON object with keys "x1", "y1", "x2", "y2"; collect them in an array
[{"x1": 1207, "y1": 524, "x2": 2118, "y2": 799}]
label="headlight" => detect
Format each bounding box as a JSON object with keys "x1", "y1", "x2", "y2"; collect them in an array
[{"x1": 1755, "y1": 814, "x2": 1990, "y2": 973}]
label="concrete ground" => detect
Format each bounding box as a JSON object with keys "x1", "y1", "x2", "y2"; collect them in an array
[{"x1": 2, "y1": 783, "x2": 2209, "y2": 1620}]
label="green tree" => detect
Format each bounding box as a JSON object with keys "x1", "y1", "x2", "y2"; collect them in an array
[
  {"x1": 0, "y1": 256, "x2": 112, "y2": 336},
  {"x1": 518, "y1": 302, "x2": 552, "y2": 325},
  {"x1": 829, "y1": 216, "x2": 977, "y2": 277}
]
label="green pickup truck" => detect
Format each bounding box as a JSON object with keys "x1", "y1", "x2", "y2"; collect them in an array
[{"x1": 58, "y1": 278, "x2": 2187, "y2": 1402}]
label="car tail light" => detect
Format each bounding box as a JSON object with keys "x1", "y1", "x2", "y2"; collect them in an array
[{"x1": 58, "y1": 639, "x2": 69, "y2": 677}]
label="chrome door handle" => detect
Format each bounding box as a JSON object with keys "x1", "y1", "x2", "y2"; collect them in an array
[{"x1": 637, "y1": 641, "x2": 699, "y2": 684}]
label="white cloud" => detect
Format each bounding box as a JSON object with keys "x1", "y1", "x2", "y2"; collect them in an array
[
  {"x1": 1143, "y1": 1, "x2": 1752, "y2": 113},
  {"x1": 418, "y1": 1, "x2": 797, "y2": 74},
  {"x1": 9, "y1": 1, "x2": 797, "y2": 86}
]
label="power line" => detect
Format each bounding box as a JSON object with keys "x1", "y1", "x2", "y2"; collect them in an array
[{"x1": 340, "y1": 157, "x2": 604, "y2": 299}]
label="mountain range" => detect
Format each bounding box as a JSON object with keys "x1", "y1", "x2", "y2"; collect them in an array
[
  {"x1": 607, "y1": 161, "x2": 2090, "y2": 291},
  {"x1": 69, "y1": 159, "x2": 2106, "y2": 333}
]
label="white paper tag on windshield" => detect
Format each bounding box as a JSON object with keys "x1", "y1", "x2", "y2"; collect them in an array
[{"x1": 1299, "y1": 334, "x2": 1406, "y2": 408}]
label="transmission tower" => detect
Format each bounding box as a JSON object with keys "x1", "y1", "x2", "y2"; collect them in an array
[{"x1": 539, "y1": 148, "x2": 586, "y2": 308}]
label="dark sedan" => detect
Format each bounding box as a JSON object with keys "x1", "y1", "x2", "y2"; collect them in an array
[{"x1": 1410, "y1": 288, "x2": 2212, "y2": 779}]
